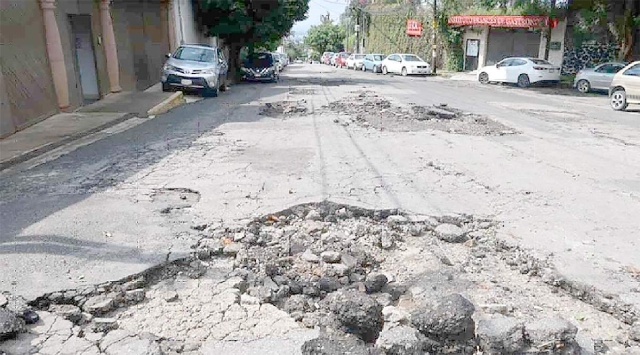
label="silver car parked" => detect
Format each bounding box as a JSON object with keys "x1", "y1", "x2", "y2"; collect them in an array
[
  {"x1": 574, "y1": 62, "x2": 626, "y2": 93},
  {"x1": 161, "y1": 44, "x2": 228, "y2": 97}
]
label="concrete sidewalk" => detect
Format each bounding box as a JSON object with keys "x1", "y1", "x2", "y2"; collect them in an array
[{"x1": 0, "y1": 90, "x2": 184, "y2": 171}]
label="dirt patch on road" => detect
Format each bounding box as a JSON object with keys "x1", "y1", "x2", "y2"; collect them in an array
[
  {"x1": 289, "y1": 88, "x2": 316, "y2": 95},
  {"x1": 326, "y1": 91, "x2": 518, "y2": 136},
  {"x1": 259, "y1": 100, "x2": 308, "y2": 118}
]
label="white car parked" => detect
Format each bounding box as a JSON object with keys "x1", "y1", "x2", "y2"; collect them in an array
[
  {"x1": 478, "y1": 57, "x2": 560, "y2": 88},
  {"x1": 381, "y1": 54, "x2": 431, "y2": 76},
  {"x1": 346, "y1": 54, "x2": 366, "y2": 70}
]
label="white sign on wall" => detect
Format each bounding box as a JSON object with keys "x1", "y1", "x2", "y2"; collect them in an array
[{"x1": 466, "y1": 39, "x2": 479, "y2": 57}]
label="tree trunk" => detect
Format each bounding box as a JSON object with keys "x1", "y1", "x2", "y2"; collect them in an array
[{"x1": 227, "y1": 41, "x2": 245, "y2": 84}]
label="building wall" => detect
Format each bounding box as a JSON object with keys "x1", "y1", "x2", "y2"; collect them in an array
[
  {"x1": 538, "y1": 19, "x2": 567, "y2": 67},
  {"x1": 462, "y1": 27, "x2": 488, "y2": 70},
  {"x1": 171, "y1": 0, "x2": 216, "y2": 48},
  {"x1": 0, "y1": 0, "x2": 59, "y2": 137},
  {"x1": 111, "y1": 0, "x2": 170, "y2": 91},
  {"x1": 56, "y1": 0, "x2": 106, "y2": 109}
]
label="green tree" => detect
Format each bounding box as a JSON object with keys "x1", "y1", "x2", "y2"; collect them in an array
[
  {"x1": 304, "y1": 21, "x2": 346, "y2": 54},
  {"x1": 570, "y1": 0, "x2": 639, "y2": 61},
  {"x1": 195, "y1": 0, "x2": 310, "y2": 81}
]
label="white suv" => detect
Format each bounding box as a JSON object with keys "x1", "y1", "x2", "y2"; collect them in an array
[{"x1": 610, "y1": 61, "x2": 640, "y2": 111}]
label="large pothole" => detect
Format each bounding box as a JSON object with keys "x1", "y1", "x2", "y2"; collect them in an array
[
  {"x1": 2, "y1": 202, "x2": 638, "y2": 354},
  {"x1": 326, "y1": 91, "x2": 518, "y2": 136}
]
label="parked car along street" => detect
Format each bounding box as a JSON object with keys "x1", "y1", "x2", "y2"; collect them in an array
[
  {"x1": 241, "y1": 52, "x2": 278, "y2": 83},
  {"x1": 321, "y1": 52, "x2": 334, "y2": 65},
  {"x1": 330, "y1": 53, "x2": 339, "y2": 66},
  {"x1": 346, "y1": 54, "x2": 365, "y2": 70},
  {"x1": 161, "y1": 44, "x2": 228, "y2": 97},
  {"x1": 381, "y1": 53, "x2": 431, "y2": 76},
  {"x1": 609, "y1": 61, "x2": 640, "y2": 111},
  {"x1": 335, "y1": 52, "x2": 350, "y2": 68},
  {"x1": 574, "y1": 62, "x2": 626, "y2": 93},
  {"x1": 478, "y1": 57, "x2": 560, "y2": 88},
  {"x1": 362, "y1": 54, "x2": 385, "y2": 73}
]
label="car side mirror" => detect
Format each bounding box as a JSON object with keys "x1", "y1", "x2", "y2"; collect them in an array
[
  {"x1": 165, "y1": 53, "x2": 172, "y2": 59},
  {"x1": 495, "y1": 63, "x2": 500, "y2": 68}
]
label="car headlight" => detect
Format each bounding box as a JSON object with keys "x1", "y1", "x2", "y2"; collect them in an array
[
  {"x1": 201, "y1": 68, "x2": 216, "y2": 74},
  {"x1": 265, "y1": 68, "x2": 274, "y2": 74},
  {"x1": 164, "y1": 64, "x2": 179, "y2": 72}
]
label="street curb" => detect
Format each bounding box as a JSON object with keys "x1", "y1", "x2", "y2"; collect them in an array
[
  {"x1": 147, "y1": 91, "x2": 185, "y2": 116},
  {"x1": 0, "y1": 113, "x2": 136, "y2": 172}
]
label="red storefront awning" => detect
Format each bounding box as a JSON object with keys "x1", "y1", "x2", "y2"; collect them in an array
[{"x1": 448, "y1": 15, "x2": 553, "y2": 28}]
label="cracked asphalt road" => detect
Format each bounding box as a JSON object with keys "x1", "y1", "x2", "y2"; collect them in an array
[{"x1": 1, "y1": 63, "x2": 638, "y2": 319}]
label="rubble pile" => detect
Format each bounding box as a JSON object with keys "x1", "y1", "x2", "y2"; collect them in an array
[
  {"x1": 2, "y1": 202, "x2": 639, "y2": 354},
  {"x1": 259, "y1": 100, "x2": 308, "y2": 117},
  {"x1": 326, "y1": 91, "x2": 518, "y2": 136}
]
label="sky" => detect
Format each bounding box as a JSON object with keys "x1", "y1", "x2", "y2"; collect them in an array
[{"x1": 291, "y1": 0, "x2": 349, "y2": 38}]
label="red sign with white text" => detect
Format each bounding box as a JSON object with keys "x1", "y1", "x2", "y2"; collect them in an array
[
  {"x1": 447, "y1": 15, "x2": 552, "y2": 28},
  {"x1": 406, "y1": 19, "x2": 423, "y2": 36}
]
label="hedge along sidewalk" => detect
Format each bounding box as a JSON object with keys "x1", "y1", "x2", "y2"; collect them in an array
[{"x1": 0, "y1": 90, "x2": 185, "y2": 172}]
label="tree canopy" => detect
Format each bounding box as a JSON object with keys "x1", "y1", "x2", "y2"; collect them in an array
[
  {"x1": 304, "y1": 21, "x2": 346, "y2": 54},
  {"x1": 195, "y1": 0, "x2": 310, "y2": 79}
]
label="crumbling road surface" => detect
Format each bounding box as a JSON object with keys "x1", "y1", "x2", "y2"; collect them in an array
[{"x1": 1, "y1": 64, "x2": 639, "y2": 354}]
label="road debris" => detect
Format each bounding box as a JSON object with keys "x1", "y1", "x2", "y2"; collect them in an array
[
  {"x1": 325, "y1": 91, "x2": 518, "y2": 135},
  {"x1": 1, "y1": 202, "x2": 638, "y2": 354}
]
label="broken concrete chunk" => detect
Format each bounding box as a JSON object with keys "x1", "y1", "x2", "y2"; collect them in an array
[
  {"x1": 364, "y1": 273, "x2": 388, "y2": 294},
  {"x1": 125, "y1": 289, "x2": 146, "y2": 303},
  {"x1": 376, "y1": 325, "x2": 428, "y2": 355},
  {"x1": 434, "y1": 223, "x2": 467, "y2": 243},
  {"x1": 476, "y1": 315, "x2": 525, "y2": 354},
  {"x1": 301, "y1": 249, "x2": 320, "y2": 263},
  {"x1": 321, "y1": 251, "x2": 341, "y2": 263},
  {"x1": 49, "y1": 304, "x2": 83, "y2": 324},
  {"x1": 83, "y1": 294, "x2": 116, "y2": 314},
  {"x1": 525, "y1": 316, "x2": 578, "y2": 351},
  {"x1": 323, "y1": 289, "x2": 384, "y2": 343},
  {"x1": 411, "y1": 293, "x2": 475, "y2": 340},
  {"x1": 162, "y1": 290, "x2": 179, "y2": 302},
  {"x1": 92, "y1": 317, "x2": 118, "y2": 332},
  {"x1": 0, "y1": 294, "x2": 7, "y2": 308},
  {"x1": 0, "y1": 308, "x2": 26, "y2": 340},
  {"x1": 223, "y1": 243, "x2": 243, "y2": 256},
  {"x1": 301, "y1": 333, "x2": 376, "y2": 355},
  {"x1": 305, "y1": 210, "x2": 322, "y2": 221}
]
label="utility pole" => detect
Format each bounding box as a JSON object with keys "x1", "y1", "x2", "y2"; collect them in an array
[
  {"x1": 431, "y1": 0, "x2": 437, "y2": 74},
  {"x1": 355, "y1": 8, "x2": 361, "y2": 53}
]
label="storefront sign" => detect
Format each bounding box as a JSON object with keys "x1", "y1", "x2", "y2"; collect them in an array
[
  {"x1": 447, "y1": 15, "x2": 552, "y2": 28},
  {"x1": 406, "y1": 19, "x2": 423, "y2": 36}
]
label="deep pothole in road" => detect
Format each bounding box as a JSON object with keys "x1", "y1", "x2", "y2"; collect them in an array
[
  {"x1": 259, "y1": 100, "x2": 309, "y2": 118},
  {"x1": 326, "y1": 91, "x2": 519, "y2": 136},
  {"x1": 2, "y1": 202, "x2": 638, "y2": 354}
]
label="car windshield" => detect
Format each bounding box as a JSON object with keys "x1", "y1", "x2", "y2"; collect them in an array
[
  {"x1": 173, "y1": 47, "x2": 216, "y2": 62},
  {"x1": 244, "y1": 53, "x2": 273, "y2": 68},
  {"x1": 355, "y1": 55, "x2": 365, "y2": 59},
  {"x1": 529, "y1": 59, "x2": 552, "y2": 65},
  {"x1": 402, "y1": 55, "x2": 423, "y2": 62},
  {"x1": 373, "y1": 55, "x2": 384, "y2": 61}
]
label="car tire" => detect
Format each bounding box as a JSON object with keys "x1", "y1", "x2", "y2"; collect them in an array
[
  {"x1": 517, "y1": 74, "x2": 531, "y2": 88},
  {"x1": 382, "y1": 66, "x2": 388, "y2": 75},
  {"x1": 162, "y1": 83, "x2": 171, "y2": 92},
  {"x1": 610, "y1": 89, "x2": 628, "y2": 111},
  {"x1": 401, "y1": 67, "x2": 407, "y2": 76},
  {"x1": 576, "y1": 79, "x2": 590, "y2": 93},
  {"x1": 202, "y1": 87, "x2": 218, "y2": 98},
  {"x1": 479, "y1": 72, "x2": 489, "y2": 84}
]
